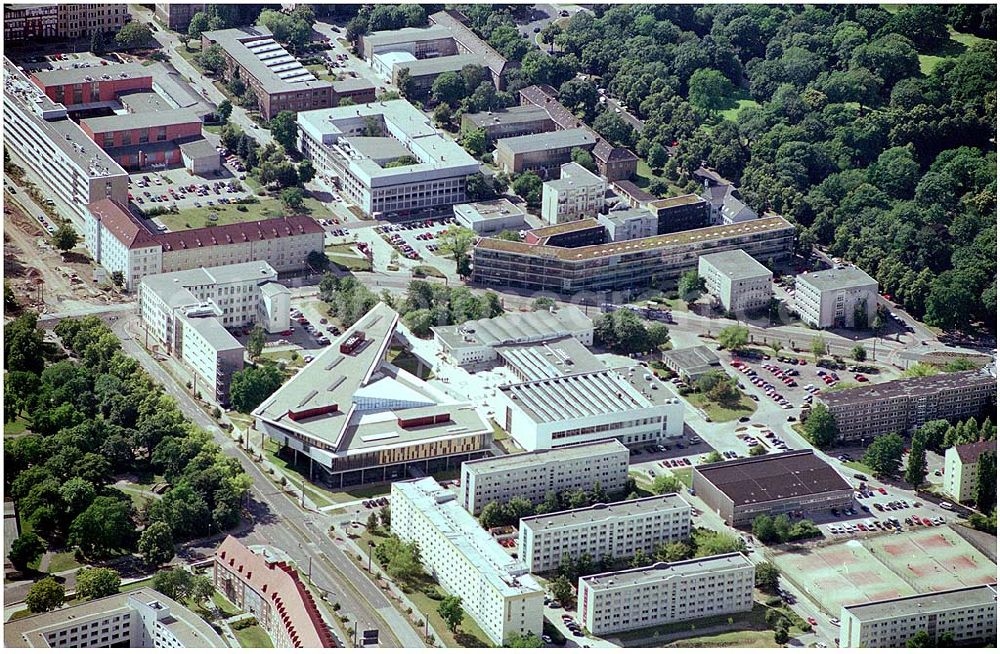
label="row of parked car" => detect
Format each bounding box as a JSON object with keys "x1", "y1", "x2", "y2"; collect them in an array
[
  {"x1": 733, "y1": 363, "x2": 795, "y2": 410},
  {"x1": 362, "y1": 497, "x2": 388, "y2": 510}
]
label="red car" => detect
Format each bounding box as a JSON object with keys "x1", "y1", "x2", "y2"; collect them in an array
[
  {"x1": 807, "y1": 617, "x2": 818, "y2": 626},
  {"x1": 922, "y1": 518, "x2": 933, "y2": 527},
  {"x1": 281, "y1": 330, "x2": 293, "y2": 336},
  {"x1": 878, "y1": 488, "x2": 887, "y2": 495}
]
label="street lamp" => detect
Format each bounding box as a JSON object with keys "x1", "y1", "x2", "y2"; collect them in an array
[{"x1": 367, "y1": 541, "x2": 373, "y2": 573}]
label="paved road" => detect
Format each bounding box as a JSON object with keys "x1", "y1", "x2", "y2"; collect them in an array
[{"x1": 109, "y1": 316, "x2": 423, "y2": 648}]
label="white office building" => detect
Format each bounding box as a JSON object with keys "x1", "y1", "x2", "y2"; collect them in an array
[
  {"x1": 577, "y1": 553, "x2": 755, "y2": 636},
  {"x1": 432, "y1": 305, "x2": 593, "y2": 366},
  {"x1": 518, "y1": 494, "x2": 691, "y2": 573},
  {"x1": 460, "y1": 439, "x2": 629, "y2": 515},
  {"x1": 138, "y1": 261, "x2": 289, "y2": 404},
  {"x1": 297, "y1": 100, "x2": 480, "y2": 217},
  {"x1": 391, "y1": 477, "x2": 544, "y2": 645},
  {"x1": 491, "y1": 366, "x2": 684, "y2": 451},
  {"x1": 839, "y1": 585, "x2": 997, "y2": 648},
  {"x1": 541, "y1": 162, "x2": 607, "y2": 225},
  {"x1": 597, "y1": 207, "x2": 657, "y2": 242},
  {"x1": 698, "y1": 249, "x2": 773, "y2": 314},
  {"x1": 795, "y1": 266, "x2": 878, "y2": 329},
  {"x1": 453, "y1": 198, "x2": 526, "y2": 235},
  {"x1": 943, "y1": 440, "x2": 996, "y2": 503}
]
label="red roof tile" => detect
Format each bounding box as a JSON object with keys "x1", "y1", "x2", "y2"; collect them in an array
[{"x1": 87, "y1": 199, "x2": 159, "y2": 248}]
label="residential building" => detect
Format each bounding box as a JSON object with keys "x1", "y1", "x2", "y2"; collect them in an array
[
  {"x1": 840, "y1": 585, "x2": 998, "y2": 648},
  {"x1": 944, "y1": 440, "x2": 997, "y2": 503},
  {"x1": 610, "y1": 179, "x2": 656, "y2": 208},
  {"x1": 472, "y1": 216, "x2": 797, "y2": 294},
  {"x1": 460, "y1": 105, "x2": 555, "y2": 143},
  {"x1": 84, "y1": 200, "x2": 325, "y2": 291},
  {"x1": 647, "y1": 195, "x2": 710, "y2": 234},
  {"x1": 297, "y1": 100, "x2": 479, "y2": 218},
  {"x1": 391, "y1": 477, "x2": 544, "y2": 645},
  {"x1": 519, "y1": 85, "x2": 638, "y2": 181},
  {"x1": 698, "y1": 249, "x2": 773, "y2": 314},
  {"x1": 138, "y1": 261, "x2": 289, "y2": 404},
  {"x1": 201, "y1": 26, "x2": 336, "y2": 120},
  {"x1": 577, "y1": 553, "x2": 756, "y2": 636},
  {"x1": 4, "y1": 57, "x2": 129, "y2": 221},
  {"x1": 252, "y1": 303, "x2": 492, "y2": 488},
  {"x1": 491, "y1": 366, "x2": 685, "y2": 451},
  {"x1": 541, "y1": 162, "x2": 607, "y2": 225},
  {"x1": 696, "y1": 169, "x2": 759, "y2": 225},
  {"x1": 460, "y1": 440, "x2": 629, "y2": 515},
  {"x1": 519, "y1": 494, "x2": 692, "y2": 573},
  {"x1": 691, "y1": 450, "x2": 854, "y2": 527},
  {"x1": 817, "y1": 370, "x2": 997, "y2": 443},
  {"x1": 795, "y1": 266, "x2": 878, "y2": 329},
  {"x1": 596, "y1": 208, "x2": 657, "y2": 242},
  {"x1": 523, "y1": 218, "x2": 606, "y2": 248},
  {"x1": 154, "y1": 3, "x2": 204, "y2": 30},
  {"x1": 432, "y1": 305, "x2": 593, "y2": 367},
  {"x1": 4, "y1": 589, "x2": 224, "y2": 648},
  {"x1": 214, "y1": 536, "x2": 336, "y2": 648},
  {"x1": 494, "y1": 128, "x2": 596, "y2": 176},
  {"x1": 428, "y1": 9, "x2": 512, "y2": 89},
  {"x1": 453, "y1": 198, "x2": 525, "y2": 235},
  {"x1": 4, "y1": 3, "x2": 130, "y2": 43},
  {"x1": 660, "y1": 345, "x2": 722, "y2": 381}
]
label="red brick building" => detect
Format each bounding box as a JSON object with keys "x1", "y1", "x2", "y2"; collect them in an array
[
  {"x1": 80, "y1": 109, "x2": 203, "y2": 170},
  {"x1": 30, "y1": 64, "x2": 153, "y2": 108}
]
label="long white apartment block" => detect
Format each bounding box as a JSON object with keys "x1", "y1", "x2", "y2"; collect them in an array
[
  {"x1": 541, "y1": 162, "x2": 607, "y2": 225},
  {"x1": 491, "y1": 366, "x2": 684, "y2": 451},
  {"x1": 390, "y1": 477, "x2": 544, "y2": 645},
  {"x1": 577, "y1": 553, "x2": 755, "y2": 636},
  {"x1": 518, "y1": 494, "x2": 691, "y2": 573},
  {"x1": 839, "y1": 585, "x2": 997, "y2": 648},
  {"x1": 460, "y1": 439, "x2": 629, "y2": 515}
]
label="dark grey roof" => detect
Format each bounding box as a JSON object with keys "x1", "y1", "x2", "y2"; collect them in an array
[
  {"x1": 695, "y1": 449, "x2": 852, "y2": 507},
  {"x1": 820, "y1": 371, "x2": 996, "y2": 410}
]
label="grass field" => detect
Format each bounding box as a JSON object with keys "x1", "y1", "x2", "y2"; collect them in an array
[
  {"x1": 4, "y1": 416, "x2": 30, "y2": 435},
  {"x1": 668, "y1": 629, "x2": 779, "y2": 648},
  {"x1": 919, "y1": 28, "x2": 993, "y2": 74},
  {"x1": 718, "y1": 89, "x2": 761, "y2": 123},
  {"x1": 326, "y1": 243, "x2": 372, "y2": 272},
  {"x1": 633, "y1": 161, "x2": 686, "y2": 196},
  {"x1": 842, "y1": 460, "x2": 876, "y2": 477},
  {"x1": 212, "y1": 591, "x2": 242, "y2": 619},
  {"x1": 233, "y1": 624, "x2": 273, "y2": 648},
  {"x1": 46, "y1": 550, "x2": 81, "y2": 574},
  {"x1": 157, "y1": 196, "x2": 331, "y2": 231},
  {"x1": 685, "y1": 391, "x2": 757, "y2": 422}
]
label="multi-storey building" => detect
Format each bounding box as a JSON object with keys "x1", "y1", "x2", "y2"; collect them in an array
[
  {"x1": 795, "y1": 266, "x2": 878, "y2": 329},
  {"x1": 494, "y1": 128, "x2": 596, "y2": 176},
  {"x1": 4, "y1": 3, "x2": 130, "y2": 43},
  {"x1": 461, "y1": 105, "x2": 555, "y2": 143},
  {"x1": 84, "y1": 200, "x2": 325, "y2": 291},
  {"x1": 817, "y1": 370, "x2": 997, "y2": 443},
  {"x1": 698, "y1": 249, "x2": 773, "y2": 314},
  {"x1": 577, "y1": 553, "x2": 756, "y2": 636},
  {"x1": 4, "y1": 589, "x2": 224, "y2": 648},
  {"x1": 138, "y1": 262, "x2": 290, "y2": 404},
  {"x1": 361, "y1": 25, "x2": 457, "y2": 71},
  {"x1": 692, "y1": 450, "x2": 854, "y2": 527},
  {"x1": 453, "y1": 198, "x2": 525, "y2": 235},
  {"x1": 541, "y1": 162, "x2": 607, "y2": 225},
  {"x1": 214, "y1": 536, "x2": 336, "y2": 648},
  {"x1": 252, "y1": 303, "x2": 492, "y2": 488},
  {"x1": 460, "y1": 440, "x2": 629, "y2": 515},
  {"x1": 491, "y1": 367, "x2": 685, "y2": 451},
  {"x1": 201, "y1": 26, "x2": 337, "y2": 120},
  {"x1": 519, "y1": 494, "x2": 691, "y2": 573},
  {"x1": 610, "y1": 179, "x2": 656, "y2": 208},
  {"x1": 298, "y1": 100, "x2": 479, "y2": 218},
  {"x1": 646, "y1": 194, "x2": 710, "y2": 234},
  {"x1": 432, "y1": 305, "x2": 593, "y2": 366},
  {"x1": 596, "y1": 208, "x2": 658, "y2": 242},
  {"x1": 3, "y1": 58, "x2": 129, "y2": 221},
  {"x1": 472, "y1": 216, "x2": 797, "y2": 294},
  {"x1": 944, "y1": 440, "x2": 996, "y2": 503},
  {"x1": 80, "y1": 108, "x2": 203, "y2": 170},
  {"x1": 391, "y1": 477, "x2": 544, "y2": 645},
  {"x1": 428, "y1": 9, "x2": 512, "y2": 89},
  {"x1": 388, "y1": 53, "x2": 486, "y2": 96},
  {"x1": 154, "y1": 3, "x2": 204, "y2": 30},
  {"x1": 840, "y1": 585, "x2": 997, "y2": 648}
]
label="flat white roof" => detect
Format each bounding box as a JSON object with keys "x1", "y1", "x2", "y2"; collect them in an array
[{"x1": 432, "y1": 305, "x2": 591, "y2": 351}]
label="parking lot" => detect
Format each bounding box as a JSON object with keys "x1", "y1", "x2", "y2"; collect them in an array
[
  {"x1": 128, "y1": 166, "x2": 248, "y2": 215},
  {"x1": 374, "y1": 217, "x2": 456, "y2": 263}
]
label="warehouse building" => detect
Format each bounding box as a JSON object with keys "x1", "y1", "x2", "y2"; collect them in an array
[
  {"x1": 491, "y1": 366, "x2": 685, "y2": 451},
  {"x1": 540, "y1": 162, "x2": 607, "y2": 224},
  {"x1": 577, "y1": 553, "x2": 755, "y2": 636},
  {"x1": 494, "y1": 128, "x2": 596, "y2": 176},
  {"x1": 698, "y1": 249, "x2": 773, "y2": 314},
  {"x1": 840, "y1": 585, "x2": 997, "y2": 648},
  {"x1": 519, "y1": 494, "x2": 691, "y2": 573},
  {"x1": 691, "y1": 450, "x2": 854, "y2": 527},
  {"x1": 297, "y1": 100, "x2": 480, "y2": 218},
  {"x1": 4, "y1": 589, "x2": 224, "y2": 648},
  {"x1": 794, "y1": 266, "x2": 878, "y2": 329},
  {"x1": 452, "y1": 198, "x2": 526, "y2": 235},
  {"x1": 253, "y1": 303, "x2": 492, "y2": 488},
  {"x1": 817, "y1": 370, "x2": 997, "y2": 443},
  {"x1": 472, "y1": 215, "x2": 797, "y2": 294},
  {"x1": 391, "y1": 477, "x2": 544, "y2": 645},
  {"x1": 944, "y1": 440, "x2": 997, "y2": 503},
  {"x1": 432, "y1": 305, "x2": 593, "y2": 367},
  {"x1": 459, "y1": 439, "x2": 629, "y2": 515}
]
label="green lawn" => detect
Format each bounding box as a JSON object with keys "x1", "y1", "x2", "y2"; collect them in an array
[
  {"x1": 326, "y1": 243, "x2": 372, "y2": 272},
  {"x1": 233, "y1": 624, "x2": 273, "y2": 648},
  {"x1": 842, "y1": 460, "x2": 875, "y2": 478},
  {"x1": 212, "y1": 591, "x2": 242, "y2": 619},
  {"x1": 203, "y1": 124, "x2": 223, "y2": 135},
  {"x1": 387, "y1": 347, "x2": 433, "y2": 380},
  {"x1": 919, "y1": 28, "x2": 993, "y2": 75},
  {"x1": 46, "y1": 550, "x2": 81, "y2": 574},
  {"x1": 684, "y1": 392, "x2": 757, "y2": 423},
  {"x1": 4, "y1": 416, "x2": 30, "y2": 435},
  {"x1": 306, "y1": 63, "x2": 336, "y2": 81},
  {"x1": 633, "y1": 160, "x2": 686, "y2": 196},
  {"x1": 413, "y1": 265, "x2": 447, "y2": 279},
  {"x1": 262, "y1": 441, "x2": 339, "y2": 508},
  {"x1": 119, "y1": 578, "x2": 155, "y2": 593},
  {"x1": 717, "y1": 89, "x2": 761, "y2": 123},
  {"x1": 156, "y1": 196, "x2": 331, "y2": 231},
  {"x1": 671, "y1": 467, "x2": 693, "y2": 488},
  {"x1": 668, "y1": 630, "x2": 779, "y2": 648}
]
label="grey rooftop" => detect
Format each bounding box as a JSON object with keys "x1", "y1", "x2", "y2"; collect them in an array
[
  {"x1": 700, "y1": 248, "x2": 772, "y2": 281},
  {"x1": 521, "y1": 493, "x2": 690, "y2": 531},
  {"x1": 496, "y1": 127, "x2": 596, "y2": 154},
  {"x1": 843, "y1": 585, "x2": 998, "y2": 622},
  {"x1": 463, "y1": 439, "x2": 627, "y2": 475},
  {"x1": 796, "y1": 266, "x2": 878, "y2": 291},
  {"x1": 581, "y1": 552, "x2": 753, "y2": 590},
  {"x1": 432, "y1": 305, "x2": 591, "y2": 351}
]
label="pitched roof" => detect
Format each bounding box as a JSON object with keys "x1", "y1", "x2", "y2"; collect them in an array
[
  {"x1": 955, "y1": 440, "x2": 997, "y2": 464},
  {"x1": 157, "y1": 214, "x2": 323, "y2": 252},
  {"x1": 88, "y1": 199, "x2": 159, "y2": 249},
  {"x1": 215, "y1": 536, "x2": 335, "y2": 648},
  {"x1": 429, "y1": 9, "x2": 511, "y2": 79}
]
